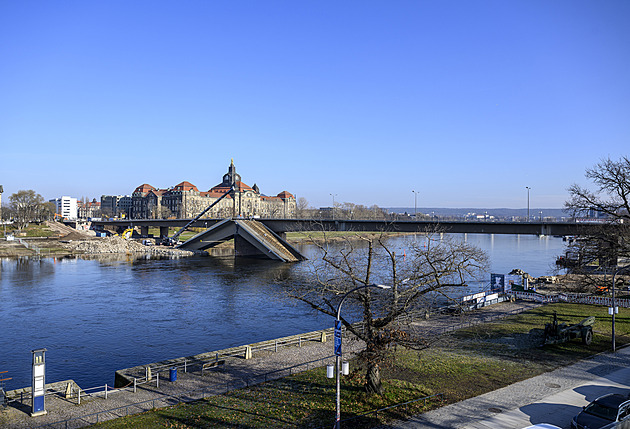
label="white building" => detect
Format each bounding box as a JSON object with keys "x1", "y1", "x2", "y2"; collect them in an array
[{"x1": 50, "y1": 196, "x2": 78, "y2": 220}]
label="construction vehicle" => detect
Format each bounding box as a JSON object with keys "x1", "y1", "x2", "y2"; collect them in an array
[
  {"x1": 161, "y1": 185, "x2": 234, "y2": 246},
  {"x1": 543, "y1": 311, "x2": 595, "y2": 346},
  {"x1": 114, "y1": 228, "x2": 133, "y2": 239}
]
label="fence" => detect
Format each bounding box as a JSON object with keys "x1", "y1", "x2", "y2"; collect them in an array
[
  {"x1": 513, "y1": 290, "x2": 630, "y2": 308},
  {"x1": 16, "y1": 295, "x2": 539, "y2": 428},
  {"x1": 324, "y1": 392, "x2": 445, "y2": 429}
]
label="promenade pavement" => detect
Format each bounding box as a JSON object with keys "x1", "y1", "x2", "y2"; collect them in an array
[{"x1": 380, "y1": 346, "x2": 630, "y2": 429}]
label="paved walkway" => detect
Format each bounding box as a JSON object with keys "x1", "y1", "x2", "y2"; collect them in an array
[
  {"x1": 380, "y1": 346, "x2": 630, "y2": 429},
  {"x1": 0, "y1": 336, "x2": 361, "y2": 429}
]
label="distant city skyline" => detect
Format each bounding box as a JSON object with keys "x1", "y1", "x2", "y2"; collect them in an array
[{"x1": 1, "y1": 1, "x2": 628, "y2": 209}]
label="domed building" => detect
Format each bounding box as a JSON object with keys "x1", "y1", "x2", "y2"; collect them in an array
[{"x1": 131, "y1": 160, "x2": 295, "y2": 219}]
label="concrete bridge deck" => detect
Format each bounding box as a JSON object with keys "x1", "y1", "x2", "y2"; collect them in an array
[
  {"x1": 177, "y1": 219, "x2": 305, "y2": 262},
  {"x1": 89, "y1": 218, "x2": 604, "y2": 238}
]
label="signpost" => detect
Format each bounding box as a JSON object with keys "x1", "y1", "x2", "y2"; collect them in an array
[
  {"x1": 334, "y1": 320, "x2": 342, "y2": 356},
  {"x1": 31, "y1": 348, "x2": 47, "y2": 416}
]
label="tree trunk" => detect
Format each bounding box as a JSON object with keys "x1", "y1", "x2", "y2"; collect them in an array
[{"x1": 365, "y1": 362, "x2": 383, "y2": 395}]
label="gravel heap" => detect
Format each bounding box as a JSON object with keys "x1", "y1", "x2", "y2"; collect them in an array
[{"x1": 63, "y1": 236, "x2": 195, "y2": 257}]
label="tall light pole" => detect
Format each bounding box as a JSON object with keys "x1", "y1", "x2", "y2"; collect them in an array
[
  {"x1": 333, "y1": 283, "x2": 391, "y2": 429},
  {"x1": 330, "y1": 193, "x2": 337, "y2": 221},
  {"x1": 525, "y1": 186, "x2": 531, "y2": 222},
  {"x1": 412, "y1": 190, "x2": 417, "y2": 218}
]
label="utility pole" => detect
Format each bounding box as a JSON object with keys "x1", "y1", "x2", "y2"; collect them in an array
[
  {"x1": 525, "y1": 186, "x2": 531, "y2": 222},
  {"x1": 412, "y1": 190, "x2": 417, "y2": 218}
]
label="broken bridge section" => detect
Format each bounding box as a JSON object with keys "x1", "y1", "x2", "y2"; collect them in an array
[{"x1": 177, "y1": 219, "x2": 306, "y2": 262}]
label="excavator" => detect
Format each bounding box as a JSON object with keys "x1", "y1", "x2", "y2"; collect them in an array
[
  {"x1": 161, "y1": 185, "x2": 234, "y2": 246},
  {"x1": 114, "y1": 228, "x2": 133, "y2": 239}
]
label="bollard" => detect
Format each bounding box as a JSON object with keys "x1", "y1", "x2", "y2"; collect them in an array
[
  {"x1": 320, "y1": 331, "x2": 327, "y2": 342},
  {"x1": 275, "y1": 341, "x2": 278, "y2": 352},
  {"x1": 65, "y1": 382, "x2": 73, "y2": 399},
  {"x1": 78, "y1": 389, "x2": 81, "y2": 405},
  {"x1": 105, "y1": 384, "x2": 108, "y2": 400},
  {"x1": 244, "y1": 346, "x2": 252, "y2": 360},
  {"x1": 184, "y1": 360, "x2": 187, "y2": 373},
  {"x1": 156, "y1": 372, "x2": 159, "y2": 388},
  {"x1": 133, "y1": 378, "x2": 136, "y2": 393},
  {"x1": 299, "y1": 337, "x2": 302, "y2": 347}
]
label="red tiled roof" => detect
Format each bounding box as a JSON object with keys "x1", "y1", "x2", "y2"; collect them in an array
[
  {"x1": 173, "y1": 181, "x2": 199, "y2": 192},
  {"x1": 134, "y1": 184, "x2": 156, "y2": 193},
  {"x1": 261, "y1": 195, "x2": 282, "y2": 201},
  {"x1": 209, "y1": 180, "x2": 253, "y2": 193},
  {"x1": 277, "y1": 191, "x2": 294, "y2": 199}
]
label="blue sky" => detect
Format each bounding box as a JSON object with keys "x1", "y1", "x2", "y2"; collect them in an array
[{"x1": 1, "y1": 1, "x2": 628, "y2": 209}]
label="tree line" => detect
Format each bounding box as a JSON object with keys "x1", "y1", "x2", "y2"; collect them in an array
[{"x1": 1, "y1": 189, "x2": 56, "y2": 229}]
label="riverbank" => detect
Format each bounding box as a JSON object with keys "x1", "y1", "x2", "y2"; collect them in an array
[
  {"x1": 0, "y1": 223, "x2": 416, "y2": 259},
  {"x1": 2, "y1": 300, "x2": 625, "y2": 429},
  {"x1": 0, "y1": 221, "x2": 196, "y2": 258}
]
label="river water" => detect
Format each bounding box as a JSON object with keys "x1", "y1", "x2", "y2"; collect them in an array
[{"x1": 0, "y1": 234, "x2": 566, "y2": 389}]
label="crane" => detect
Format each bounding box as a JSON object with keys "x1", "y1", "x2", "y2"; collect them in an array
[{"x1": 161, "y1": 185, "x2": 234, "y2": 246}]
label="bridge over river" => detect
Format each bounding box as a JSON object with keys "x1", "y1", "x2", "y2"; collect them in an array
[{"x1": 89, "y1": 218, "x2": 601, "y2": 238}]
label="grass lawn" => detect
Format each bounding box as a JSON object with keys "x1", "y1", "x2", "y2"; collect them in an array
[{"x1": 92, "y1": 303, "x2": 630, "y2": 429}]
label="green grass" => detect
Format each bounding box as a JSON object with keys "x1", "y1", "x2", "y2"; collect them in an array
[{"x1": 92, "y1": 303, "x2": 630, "y2": 428}]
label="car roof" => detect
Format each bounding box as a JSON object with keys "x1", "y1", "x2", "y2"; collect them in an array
[
  {"x1": 522, "y1": 424, "x2": 562, "y2": 429},
  {"x1": 594, "y1": 393, "x2": 630, "y2": 408}
]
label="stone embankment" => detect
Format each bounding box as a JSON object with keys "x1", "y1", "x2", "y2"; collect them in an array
[{"x1": 62, "y1": 236, "x2": 195, "y2": 257}]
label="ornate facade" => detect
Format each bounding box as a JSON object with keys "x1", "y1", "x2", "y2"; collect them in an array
[{"x1": 131, "y1": 161, "x2": 296, "y2": 219}]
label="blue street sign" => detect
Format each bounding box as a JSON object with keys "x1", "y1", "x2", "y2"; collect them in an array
[
  {"x1": 334, "y1": 335, "x2": 342, "y2": 356},
  {"x1": 334, "y1": 320, "x2": 342, "y2": 356}
]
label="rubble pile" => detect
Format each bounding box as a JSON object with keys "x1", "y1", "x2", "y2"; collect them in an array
[{"x1": 63, "y1": 236, "x2": 195, "y2": 257}]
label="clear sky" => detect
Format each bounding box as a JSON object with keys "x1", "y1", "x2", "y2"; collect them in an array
[{"x1": 1, "y1": 1, "x2": 628, "y2": 209}]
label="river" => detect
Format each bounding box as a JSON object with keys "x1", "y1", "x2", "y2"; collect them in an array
[{"x1": 0, "y1": 234, "x2": 566, "y2": 390}]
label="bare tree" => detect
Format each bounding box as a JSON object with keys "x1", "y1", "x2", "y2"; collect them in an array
[
  {"x1": 285, "y1": 228, "x2": 488, "y2": 395},
  {"x1": 564, "y1": 156, "x2": 630, "y2": 280},
  {"x1": 297, "y1": 197, "x2": 310, "y2": 218},
  {"x1": 9, "y1": 190, "x2": 48, "y2": 229}
]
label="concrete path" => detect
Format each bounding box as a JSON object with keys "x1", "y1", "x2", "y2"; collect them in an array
[{"x1": 380, "y1": 346, "x2": 630, "y2": 429}]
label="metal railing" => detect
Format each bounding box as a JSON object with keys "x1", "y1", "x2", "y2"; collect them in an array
[
  {"x1": 21, "y1": 297, "x2": 528, "y2": 428},
  {"x1": 321, "y1": 392, "x2": 445, "y2": 429},
  {"x1": 31, "y1": 355, "x2": 338, "y2": 428}
]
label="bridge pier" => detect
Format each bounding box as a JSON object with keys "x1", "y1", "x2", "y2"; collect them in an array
[
  {"x1": 140, "y1": 226, "x2": 149, "y2": 237},
  {"x1": 234, "y1": 235, "x2": 264, "y2": 257},
  {"x1": 160, "y1": 226, "x2": 169, "y2": 238}
]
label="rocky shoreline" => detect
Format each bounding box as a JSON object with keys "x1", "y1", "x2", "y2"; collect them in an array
[{"x1": 61, "y1": 235, "x2": 195, "y2": 257}]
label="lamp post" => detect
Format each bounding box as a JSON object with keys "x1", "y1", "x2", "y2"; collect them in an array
[
  {"x1": 412, "y1": 190, "x2": 417, "y2": 218},
  {"x1": 330, "y1": 193, "x2": 337, "y2": 221},
  {"x1": 332, "y1": 283, "x2": 391, "y2": 429},
  {"x1": 525, "y1": 187, "x2": 531, "y2": 222},
  {"x1": 611, "y1": 265, "x2": 630, "y2": 352}
]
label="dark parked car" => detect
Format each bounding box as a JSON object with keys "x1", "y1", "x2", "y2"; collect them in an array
[{"x1": 572, "y1": 393, "x2": 630, "y2": 429}]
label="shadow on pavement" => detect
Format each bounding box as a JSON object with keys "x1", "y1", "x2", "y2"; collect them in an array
[
  {"x1": 574, "y1": 384, "x2": 630, "y2": 403},
  {"x1": 519, "y1": 402, "x2": 582, "y2": 428}
]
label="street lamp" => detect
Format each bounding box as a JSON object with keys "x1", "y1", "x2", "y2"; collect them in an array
[
  {"x1": 611, "y1": 265, "x2": 630, "y2": 352},
  {"x1": 525, "y1": 187, "x2": 531, "y2": 222},
  {"x1": 412, "y1": 190, "x2": 418, "y2": 218},
  {"x1": 330, "y1": 283, "x2": 391, "y2": 429},
  {"x1": 330, "y1": 193, "x2": 337, "y2": 221}
]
